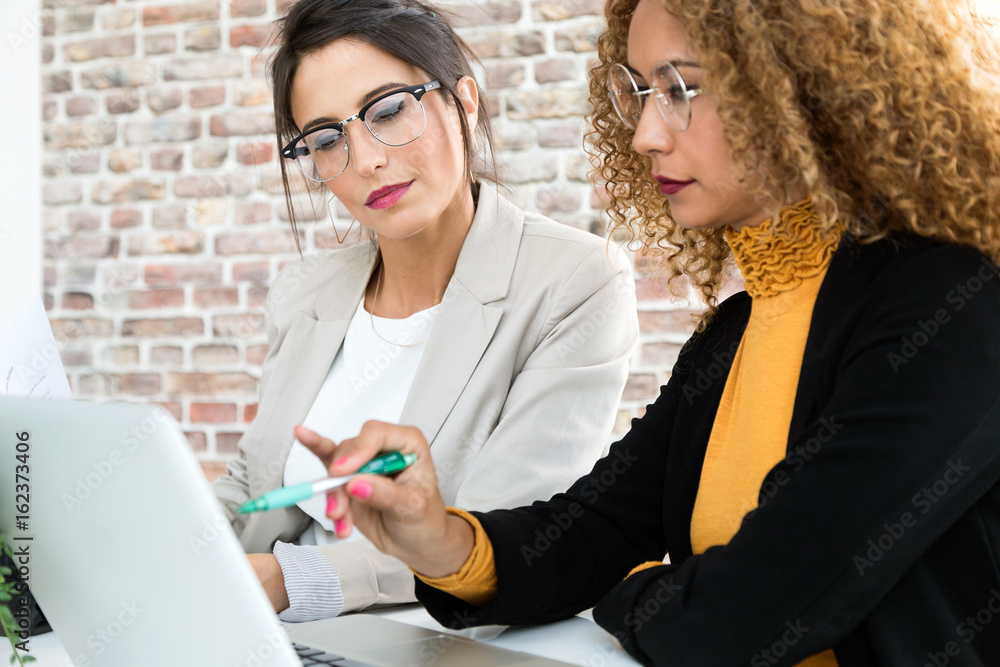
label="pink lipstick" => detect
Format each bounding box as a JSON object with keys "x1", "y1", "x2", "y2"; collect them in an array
[
  {"x1": 654, "y1": 175, "x2": 695, "y2": 196},
  {"x1": 366, "y1": 181, "x2": 413, "y2": 209}
]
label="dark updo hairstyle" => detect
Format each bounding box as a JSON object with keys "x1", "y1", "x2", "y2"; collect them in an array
[{"x1": 270, "y1": 0, "x2": 498, "y2": 248}]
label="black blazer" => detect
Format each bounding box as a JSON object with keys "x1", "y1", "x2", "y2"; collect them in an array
[{"x1": 415, "y1": 232, "x2": 1000, "y2": 666}]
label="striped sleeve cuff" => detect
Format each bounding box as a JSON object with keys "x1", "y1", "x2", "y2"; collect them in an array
[{"x1": 273, "y1": 541, "x2": 345, "y2": 622}]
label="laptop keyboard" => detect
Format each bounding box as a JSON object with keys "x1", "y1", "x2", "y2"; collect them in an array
[{"x1": 293, "y1": 643, "x2": 374, "y2": 666}]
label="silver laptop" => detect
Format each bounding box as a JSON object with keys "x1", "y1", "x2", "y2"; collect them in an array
[{"x1": 0, "y1": 396, "x2": 572, "y2": 666}]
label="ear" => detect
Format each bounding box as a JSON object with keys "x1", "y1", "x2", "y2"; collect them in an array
[{"x1": 455, "y1": 75, "x2": 480, "y2": 132}]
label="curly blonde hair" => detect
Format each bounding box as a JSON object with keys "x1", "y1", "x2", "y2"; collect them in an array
[{"x1": 587, "y1": 0, "x2": 1000, "y2": 331}]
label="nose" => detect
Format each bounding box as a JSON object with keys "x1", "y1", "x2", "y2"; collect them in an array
[
  {"x1": 630, "y1": 99, "x2": 676, "y2": 158},
  {"x1": 346, "y1": 120, "x2": 387, "y2": 177}
]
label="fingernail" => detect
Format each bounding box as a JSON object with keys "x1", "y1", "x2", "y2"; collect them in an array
[
  {"x1": 334, "y1": 456, "x2": 350, "y2": 467},
  {"x1": 326, "y1": 495, "x2": 337, "y2": 515},
  {"x1": 335, "y1": 519, "x2": 346, "y2": 534},
  {"x1": 351, "y1": 481, "x2": 372, "y2": 499}
]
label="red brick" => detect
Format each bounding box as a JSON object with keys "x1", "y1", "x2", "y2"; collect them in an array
[
  {"x1": 58, "y1": 8, "x2": 95, "y2": 33},
  {"x1": 68, "y1": 210, "x2": 101, "y2": 231},
  {"x1": 128, "y1": 288, "x2": 185, "y2": 309},
  {"x1": 641, "y1": 342, "x2": 684, "y2": 367},
  {"x1": 45, "y1": 121, "x2": 116, "y2": 149},
  {"x1": 164, "y1": 56, "x2": 242, "y2": 81},
  {"x1": 448, "y1": 1, "x2": 521, "y2": 27},
  {"x1": 532, "y1": 0, "x2": 603, "y2": 20},
  {"x1": 190, "y1": 402, "x2": 237, "y2": 423},
  {"x1": 194, "y1": 287, "x2": 238, "y2": 308},
  {"x1": 103, "y1": 8, "x2": 136, "y2": 30},
  {"x1": 64, "y1": 35, "x2": 135, "y2": 62},
  {"x1": 166, "y1": 372, "x2": 258, "y2": 395},
  {"x1": 108, "y1": 208, "x2": 140, "y2": 229},
  {"x1": 42, "y1": 98, "x2": 57, "y2": 120},
  {"x1": 235, "y1": 201, "x2": 271, "y2": 224},
  {"x1": 185, "y1": 26, "x2": 220, "y2": 51},
  {"x1": 44, "y1": 72, "x2": 72, "y2": 94},
  {"x1": 243, "y1": 403, "x2": 258, "y2": 422},
  {"x1": 212, "y1": 314, "x2": 265, "y2": 338},
  {"x1": 637, "y1": 310, "x2": 700, "y2": 335},
  {"x1": 148, "y1": 87, "x2": 184, "y2": 113},
  {"x1": 66, "y1": 96, "x2": 97, "y2": 116},
  {"x1": 81, "y1": 62, "x2": 156, "y2": 90},
  {"x1": 50, "y1": 318, "x2": 113, "y2": 340},
  {"x1": 48, "y1": 236, "x2": 118, "y2": 259},
  {"x1": 246, "y1": 344, "x2": 269, "y2": 365},
  {"x1": 145, "y1": 33, "x2": 177, "y2": 55},
  {"x1": 107, "y1": 91, "x2": 141, "y2": 114},
  {"x1": 230, "y1": 24, "x2": 273, "y2": 48},
  {"x1": 192, "y1": 143, "x2": 228, "y2": 168},
  {"x1": 62, "y1": 292, "x2": 95, "y2": 310},
  {"x1": 233, "y1": 261, "x2": 269, "y2": 283},
  {"x1": 188, "y1": 431, "x2": 208, "y2": 453},
  {"x1": 537, "y1": 121, "x2": 584, "y2": 148},
  {"x1": 537, "y1": 187, "x2": 583, "y2": 214},
  {"x1": 102, "y1": 345, "x2": 140, "y2": 366},
  {"x1": 151, "y1": 346, "x2": 184, "y2": 365},
  {"x1": 108, "y1": 149, "x2": 142, "y2": 173},
  {"x1": 61, "y1": 347, "x2": 93, "y2": 367},
  {"x1": 192, "y1": 344, "x2": 239, "y2": 365},
  {"x1": 92, "y1": 179, "x2": 166, "y2": 203},
  {"x1": 210, "y1": 112, "x2": 274, "y2": 136},
  {"x1": 143, "y1": 3, "x2": 220, "y2": 26},
  {"x1": 554, "y1": 24, "x2": 601, "y2": 52},
  {"x1": 218, "y1": 230, "x2": 295, "y2": 255},
  {"x1": 485, "y1": 62, "x2": 525, "y2": 89},
  {"x1": 121, "y1": 317, "x2": 204, "y2": 337},
  {"x1": 236, "y1": 142, "x2": 273, "y2": 166},
  {"x1": 233, "y1": 80, "x2": 271, "y2": 107},
  {"x1": 125, "y1": 118, "x2": 200, "y2": 144},
  {"x1": 152, "y1": 205, "x2": 188, "y2": 229},
  {"x1": 200, "y1": 461, "x2": 227, "y2": 482},
  {"x1": 190, "y1": 85, "x2": 225, "y2": 108},
  {"x1": 231, "y1": 0, "x2": 266, "y2": 17},
  {"x1": 77, "y1": 373, "x2": 161, "y2": 397},
  {"x1": 151, "y1": 148, "x2": 184, "y2": 171},
  {"x1": 145, "y1": 262, "x2": 222, "y2": 285},
  {"x1": 623, "y1": 373, "x2": 657, "y2": 401},
  {"x1": 216, "y1": 432, "x2": 243, "y2": 453},
  {"x1": 248, "y1": 286, "x2": 268, "y2": 307},
  {"x1": 534, "y1": 58, "x2": 577, "y2": 83}
]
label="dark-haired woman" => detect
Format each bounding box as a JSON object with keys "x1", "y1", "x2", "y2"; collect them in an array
[{"x1": 212, "y1": 0, "x2": 638, "y2": 620}]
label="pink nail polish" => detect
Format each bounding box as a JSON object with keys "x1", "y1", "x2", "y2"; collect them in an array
[
  {"x1": 351, "y1": 481, "x2": 372, "y2": 499},
  {"x1": 335, "y1": 519, "x2": 346, "y2": 534},
  {"x1": 326, "y1": 495, "x2": 337, "y2": 515},
  {"x1": 334, "y1": 456, "x2": 350, "y2": 467}
]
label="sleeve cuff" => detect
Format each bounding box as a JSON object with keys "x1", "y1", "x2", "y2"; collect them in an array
[
  {"x1": 413, "y1": 507, "x2": 498, "y2": 607},
  {"x1": 273, "y1": 541, "x2": 345, "y2": 622}
]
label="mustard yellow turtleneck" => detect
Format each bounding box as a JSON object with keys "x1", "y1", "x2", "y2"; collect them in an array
[{"x1": 418, "y1": 199, "x2": 844, "y2": 665}]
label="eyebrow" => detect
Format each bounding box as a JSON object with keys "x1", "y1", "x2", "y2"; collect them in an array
[
  {"x1": 301, "y1": 81, "x2": 412, "y2": 133},
  {"x1": 626, "y1": 60, "x2": 702, "y2": 80}
]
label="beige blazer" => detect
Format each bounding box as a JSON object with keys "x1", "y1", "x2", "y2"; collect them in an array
[{"x1": 213, "y1": 182, "x2": 638, "y2": 612}]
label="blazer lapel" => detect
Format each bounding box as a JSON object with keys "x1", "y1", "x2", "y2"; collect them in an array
[
  {"x1": 248, "y1": 245, "x2": 380, "y2": 497},
  {"x1": 399, "y1": 183, "x2": 522, "y2": 445}
]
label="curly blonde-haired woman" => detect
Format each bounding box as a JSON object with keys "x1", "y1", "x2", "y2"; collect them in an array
[{"x1": 294, "y1": 0, "x2": 1000, "y2": 664}]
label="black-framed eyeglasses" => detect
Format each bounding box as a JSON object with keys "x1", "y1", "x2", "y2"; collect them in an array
[
  {"x1": 281, "y1": 81, "x2": 442, "y2": 182},
  {"x1": 607, "y1": 62, "x2": 705, "y2": 131}
]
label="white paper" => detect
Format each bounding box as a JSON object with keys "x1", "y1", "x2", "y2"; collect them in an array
[{"x1": 0, "y1": 297, "x2": 72, "y2": 399}]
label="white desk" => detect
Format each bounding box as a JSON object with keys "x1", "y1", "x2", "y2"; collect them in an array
[{"x1": 1, "y1": 605, "x2": 639, "y2": 666}]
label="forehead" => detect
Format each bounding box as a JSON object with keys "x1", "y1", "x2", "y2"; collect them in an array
[
  {"x1": 290, "y1": 38, "x2": 426, "y2": 121},
  {"x1": 627, "y1": 0, "x2": 695, "y2": 77}
]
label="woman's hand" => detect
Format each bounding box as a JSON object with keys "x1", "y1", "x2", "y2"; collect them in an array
[{"x1": 294, "y1": 421, "x2": 475, "y2": 578}]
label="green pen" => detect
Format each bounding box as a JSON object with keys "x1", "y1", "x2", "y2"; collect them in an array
[{"x1": 237, "y1": 451, "x2": 417, "y2": 514}]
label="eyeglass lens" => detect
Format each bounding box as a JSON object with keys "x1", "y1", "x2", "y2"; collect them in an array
[
  {"x1": 608, "y1": 62, "x2": 692, "y2": 131},
  {"x1": 293, "y1": 90, "x2": 428, "y2": 182}
]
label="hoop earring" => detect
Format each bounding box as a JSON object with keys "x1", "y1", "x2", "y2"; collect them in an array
[{"x1": 327, "y1": 194, "x2": 358, "y2": 244}]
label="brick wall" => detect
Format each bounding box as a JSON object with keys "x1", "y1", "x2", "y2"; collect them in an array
[{"x1": 39, "y1": 0, "x2": 725, "y2": 481}]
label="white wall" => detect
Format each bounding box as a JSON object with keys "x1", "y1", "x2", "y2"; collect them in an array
[{"x1": 0, "y1": 0, "x2": 42, "y2": 328}]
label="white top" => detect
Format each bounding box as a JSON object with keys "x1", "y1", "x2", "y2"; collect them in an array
[
  {"x1": 275, "y1": 297, "x2": 439, "y2": 620},
  {"x1": 284, "y1": 298, "x2": 439, "y2": 535}
]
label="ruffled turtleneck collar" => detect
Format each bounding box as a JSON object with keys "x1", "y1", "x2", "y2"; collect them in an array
[{"x1": 724, "y1": 198, "x2": 844, "y2": 299}]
